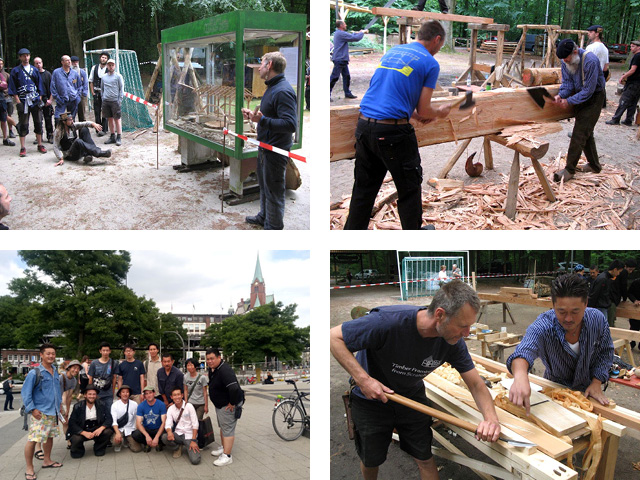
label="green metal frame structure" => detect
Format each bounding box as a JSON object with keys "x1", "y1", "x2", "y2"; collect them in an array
[{"x1": 161, "y1": 10, "x2": 307, "y2": 160}]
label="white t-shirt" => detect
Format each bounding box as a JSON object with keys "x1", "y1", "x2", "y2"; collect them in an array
[
  {"x1": 111, "y1": 399, "x2": 139, "y2": 436},
  {"x1": 586, "y1": 42, "x2": 609, "y2": 71},
  {"x1": 438, "y1": 270, "x2": 448, "y2": 280}
]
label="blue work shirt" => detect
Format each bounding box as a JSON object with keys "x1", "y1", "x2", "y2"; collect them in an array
[
  {"x1": 51, "y1": 67, "x2": 81, "y2": 104},
  {"x1": 22, "y1": 364, "x2": 61, "y2": 416},
  {"x1": 73, "y1": 66, "x2": 89, "y2": 97},
  {"x1": 359, "y1": 42, "x2": 440, "y2": 121},
  {"x1": 558, "y1": 48, "x2": 605, "y2": 106},
  {"x1": 332, "y1": 29, "x2": 365, "y2": 63},
  {"x1": 506, "y1": 307, "x2": 613, "y2": 391}
]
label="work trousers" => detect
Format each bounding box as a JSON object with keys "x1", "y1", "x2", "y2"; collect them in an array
[
  {"x1": 3, "y1": 390, "x2": 13, "y2": 410},
  {"x1": 54, "y1": 96, "x2": 80, "y2": 120},
  {"x1": 69, "y1": 426, "x2": 113, "y2": 458},
  {"x1": 611, "y1": 82, "x2": 640, "y2": 123},
  {"x1": 160, "y1": 433, "x2": 201, "y2": 464},
  {"x1": 16, "y1": 103, "x2": 43, "y2": 137},
  {"x1": 345, "y1": 119, "x2": 423, "y2": 230},
  {"x1": 256, "y1": 149, "x2": 288, "y2": 230},
  {"x1": 65, "y1": 127, "x2": 103, "y2": 161},
  {"x1": 330, "y1": 61, "x2": 352, "y2": 96},
  {"x1": 77, "y1": 96, "x2": 87, "y2": 122},
  {"x1": 42, "y1": 104, "x2": 54, "y2": 138},
  {"x1": 416, "y1": 0, "x2": 449, "y2": 13},
  {"x1": 565, "y1": 89, "x2": 605, "y2": 174},
  {"x1": 93, "y1": 93, "x2": 108, "y2": 132}
]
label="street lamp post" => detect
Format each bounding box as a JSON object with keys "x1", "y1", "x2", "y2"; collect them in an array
[{"x1": 164, "y1": 331, "x2": 186, "y2": 369}]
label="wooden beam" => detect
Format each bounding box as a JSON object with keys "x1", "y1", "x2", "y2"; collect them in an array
[
  {"x1": 610, "y1": 326, "x2": 640, "y2": 342},
  {"x1": 486, "y1": 134, "x2": 549, "y2": 160},
  {"x1": 468, "y1": 23, "x2": 511, "y2": 32},
  {"x1": 522, "y1": 68, "x2": 562, "y2": 87},
  {"x1": 330, "y1": 86, "x2": 572, "y2": 161},
  {"x1": 483, "y1": 136, "x2": 494, "y2": 170},
  {"x1": 431, "y1": 444, "x2": 500, "y2": 480},
  {"x1": 530, "y1": 158, "x2": 556, "y2": 202},
  {"x1": 516, "y1": 24, "x2": 561, "y2": 30},
  {"x1": 371, "y1": 6, "x2": 493, "y2": 24}
]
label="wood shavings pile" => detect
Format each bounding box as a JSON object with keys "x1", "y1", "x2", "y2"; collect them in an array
[
  {"x1": 431, "y1": 363, "x2": 463, "y2": 385},
  {"x1": 541, "y1": 387, "x2": 593, "y2": 412},
  {"x1": 330, "y1": 158, "x2": 640, "y2": 230}
]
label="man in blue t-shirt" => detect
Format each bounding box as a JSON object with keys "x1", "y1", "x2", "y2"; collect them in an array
[
  {"x1": 117, "y1": 343, "x2": 146, "y2": 404},
  {"x1": 344, "y1": 21, "x2": 452, "y2": 230},
  {"x1": 330, "y1": 280, "x2": 501, "y2": 479},
  {"x1": 330, "y1": 20, "x2": 368, "y2": 100},
  {"x1": 131, "y1": 386, "x2": 167, "y2": 452}
]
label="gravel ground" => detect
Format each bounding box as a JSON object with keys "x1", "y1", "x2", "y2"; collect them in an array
[
  {"x1": 0, "y1": 111, "x2": 310, "y2": 230},
  {"x1": 330, "y1": 48, "x2": 640, "y2": 228},
  {"x1": 330, "y1": 280, "x2": 640, "y2": 479}
]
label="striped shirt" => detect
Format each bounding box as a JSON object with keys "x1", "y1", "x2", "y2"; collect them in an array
[{"x1": 506, "y1": 308, "x2": 613, "y2": 391}]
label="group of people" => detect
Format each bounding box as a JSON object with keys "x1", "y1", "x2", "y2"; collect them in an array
[
  {"x1": 20, "y1": 342, "x2": 244, "y2": 480},
  {"x1": 331, "y1": 274, "x2": 616, "y2": 479},
  {"x1": 0, "y1": 48, "x2": 124, "y2": 163}
]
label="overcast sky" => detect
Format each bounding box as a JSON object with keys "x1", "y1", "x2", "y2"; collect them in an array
[{"x1": 0, "y1": 250, "x2": 310, "y2": 327}]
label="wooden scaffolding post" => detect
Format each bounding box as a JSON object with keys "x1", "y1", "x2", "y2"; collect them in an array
[
  {"x1": 504, "y1": 150, "x2": 521, "y2": 220},
  {"x1": 145, "y1": 43, "x2": 162, "y2": 102},
  {"x1": 483, "y1": 136, "x2": 494, "y2": 170}
]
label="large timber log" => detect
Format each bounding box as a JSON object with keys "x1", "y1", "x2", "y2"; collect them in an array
[
  {"x1": 522, "y1": 68, "x2": 562, "y2": 87},
  {"x1": 371, "y1": 6, "x2": 493, "y2": 24},
  {"x1": 330, "y1": 86, "x2": 573, "y2": 161}
]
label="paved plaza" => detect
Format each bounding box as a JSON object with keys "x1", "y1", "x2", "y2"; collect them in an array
[{"x1": 0, "y1": 383, "x2": 310, "y2": 480}]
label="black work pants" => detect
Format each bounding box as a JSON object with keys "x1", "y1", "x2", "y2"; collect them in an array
[
  {"x1": 93, "y1": 93, "x2": 108, "y2": 132},
  {"x1": 416, "y1": 0, "x2": 449, "y2": 13},
  {"x1": 611, "y1": 82, "x2": 640, "y2": 123},
  {"x1": 3, "y1": 391, "x2": 13, "y2": 410},
  {"x1": 66, "y1": 127, "x2": 103, "y2": 161},
  {"x1": 42, "y1": 104, "x2": 53, "y2": 137},
  {"x1": 69, "y1": 427, "x2": 113, "y2": 458},
  {"x1": 131, "y1": 428, "x2": 164, "y2": 446},
  {"x1": 330, "y1": 61, "x2": 352, "y2": 96},
  {"x1": 16, "y1": 103, "x2": 43, "y2": 137},
  {"x1": 345, "y1": 119, "x2": 423, "y2": 230},
  {"x1": 565, "y1": 89, "x2": 604, "y2": 174}
]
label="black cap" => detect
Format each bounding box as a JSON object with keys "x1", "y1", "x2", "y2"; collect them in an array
[
  {"x1": 100, "y1": 51, "x2": 110, "y2": 59},
  {"x1": 18, "y1": 48, "x2": 30, "y2": 56},
  {"x1": 586, "y1": 25, "x2": 603, "y2": 32},
  {"x1": 556, "y1": 39, "x2": 576, "y2": 59},
  {"x1": 85, "y1": 385, "x2": 100, "y2": 393},
  {"x1": 70, "y1": 55, "x2": 79, "y2": 62}
]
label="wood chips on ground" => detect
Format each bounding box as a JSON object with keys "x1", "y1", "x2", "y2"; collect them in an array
[{"x1": 330, "y1": 155, "x2": 640, "y2": 230}]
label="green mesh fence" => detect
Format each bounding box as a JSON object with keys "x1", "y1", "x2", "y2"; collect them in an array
[{"x1": 85, "y1": 49, "x2": 154, "y2": 132}]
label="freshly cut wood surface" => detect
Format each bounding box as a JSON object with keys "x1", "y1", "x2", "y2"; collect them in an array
[
  {"x1": 522, "y1": 68, "x2": 562, "y2": 86},
  {"x1": 330, "y1": 86, "x2": 571, "y2": 161},
  {"x1": 528, "y1": 389, "x2": 588, "y2": 436},
  {"x1": 371, "y1": 6, "x2": 493, "y2": 24}
]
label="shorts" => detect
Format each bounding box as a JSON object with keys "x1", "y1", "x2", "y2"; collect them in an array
[
  {"x1": 102, "y1": 100, "x2": 121, "y2": 119},
  {"x1": 0, "y1": 97, "x2": 7, "y2": 122},
  {"x1": 350, "y1": 391, "x2": 433, "y2": 468},
  {"x1": 215, "y1": 402, "x2": 241, "y2": 437},
  {"x1": 28, "y1": 414, "x2": 60, "y2": 443}
]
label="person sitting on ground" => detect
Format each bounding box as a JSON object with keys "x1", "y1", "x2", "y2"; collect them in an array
[
  {"x1": 264, "y1": 372, "x2": 274, "y2": 384},
  {"x1": 0, "y1": 183, "x2": 11, "y2": 230},
  {"x1": 161, "y1": 387, "x2": 201, "y2": 464},
  {"x1": 131, "y1": 385, "x2": 167, "y2": 453},
  {"x1": 507, "y1": 273, "x2": 614, "y2": 412},
  {"x1": 110, "y1": 384, "x2": 141, "y2": 453},
  {"x1": 67, "y1": 385, "x2": 114, "y2": 458},
  {"x1": 52, "y1": 111, "x2": 111, "y2": 166}
]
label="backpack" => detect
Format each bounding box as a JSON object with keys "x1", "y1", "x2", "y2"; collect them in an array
[{"x1": 20, "y1": 368, "x2": 43, "y2": 430}]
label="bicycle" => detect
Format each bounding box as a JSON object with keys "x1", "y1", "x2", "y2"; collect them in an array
[{"x1": 272, "y1": 379, "x2": 310, "y2": 441}]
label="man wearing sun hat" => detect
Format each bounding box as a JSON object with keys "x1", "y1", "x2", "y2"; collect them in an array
[
  {"x1": 52, "y1": 110, "x2": 110, "y2": 166},
  {"x1": 111, "y1": 384, "x2": 141, "y2": 452},
  {"x1": 67, "y1": 384, "x2": 114, "y2": 458},
  {"x1": 552, "y1": 38, "x2": 606, "y2": 183}
]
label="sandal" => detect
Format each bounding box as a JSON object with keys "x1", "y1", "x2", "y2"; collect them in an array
[
  {"x1": 42, "y1": 461, "x2": 63, "y2": 468},
  {"x1": 34, "y1": 450, "x2": 44, "y2": 460},
  {"x1": 25, "y1": 473, "x2": 37, "y2": 480}
]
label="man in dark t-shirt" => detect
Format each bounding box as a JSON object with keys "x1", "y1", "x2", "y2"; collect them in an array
[
  {"x1": 607, "y1": 40, "x2": 640, "y2": 125},
  {"x1": 330, "y1": 280, "x2": 501, "y2": 479},
  {"x1": 117, "y1": 344, "x2": 146, "y2": 404}
]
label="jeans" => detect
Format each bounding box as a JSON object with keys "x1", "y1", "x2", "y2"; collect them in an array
[
  {"x1": 330, "y1": 61, "x2": 352, "y2": 95},
  {"x1": 54, "y1": 96, "x2": 80, "y2": 120},
  {"x1": 345, "y1": 119, "x2": 423, "y2": 230},
  {"x1": 65, "y1": 126, "x2": 103, "y2": 160},
  {"x1": 565, "y1": 90, "x2": 604, "y2": 174},
  {"x1": 256, "y1": 149, "x2": 288, "y2": 230}
]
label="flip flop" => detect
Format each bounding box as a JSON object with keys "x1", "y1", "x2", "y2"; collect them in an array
[
  {"x1": 34, "y1": 450, "x2": 44, "y2": 460},
  {"x1": 42, "y1": 462, "x2": 63, "y2": 468},
  {"x1": 25, "y1": 473, "x2": 37, "y2": 480}
]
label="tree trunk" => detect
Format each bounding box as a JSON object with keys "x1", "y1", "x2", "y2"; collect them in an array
[
  {"x1": 95, "y1": 1, "x2": 109, "y2": 50},
  {"x1": 1, "y1": 0, "x2": 9, "y2": 61},
  {"x1": 65, "y1": 0, "x2": 83, "y2": 62},
  {"x1": 561, "y1": 0, "x2": 575, "y2": 30}
]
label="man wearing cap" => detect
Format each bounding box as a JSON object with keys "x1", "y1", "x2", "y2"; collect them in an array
[
  {"x1": 161, "y1": 387, "x2": 201, "y2": 464},
  {"x1": 60, "y1": 360, "x2": 82, "y2": 444},
  {"x1": 51, "y1": 55, "x2": 81, "y2": 122},
  {"x1": 110, "y1": 384, "x2": 141, "y2": 452},
  {"x1": 67, "y1": 385, "x2": 114, "y2": 458},
  {"x1": 585, "y1": 25, "x2": 610, "y2": 108},
  {"x1": 52, "y1": 111, "x2": 111, "y2": 166},
  {"x1": 552, "y1": 39, "x2": 606, "y2": 183},
  {"x1": 131, "y1": 385, "x2": 167, "y2": 452},
  {"x1": 33, "y1": 57, "x2": 54, "y2": 143},
  {"x1": 70, "y1": 56, "x2": 89, "y2": 122},
  {"x1": 606, "y1": 40, "x2": 640, "y2": 126},
  {"x1": 89, "y1": 52, "x2": 110, "y2": 136},
  {"x1": 7, "y1": 48, "x2": 48, "y2": 158},
  {"x1": 101, "y1": 57, "x2": 124, "y2": 146}
]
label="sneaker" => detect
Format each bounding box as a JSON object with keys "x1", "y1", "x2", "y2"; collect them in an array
[
  {"x1": 115, "y1": 135, "x2": 122, "y2": 146},
  {"x1": 105, "y1": 134, "x2": 116, "y2": 144},
  {"x1": 19, "y1": 147, "x2": 26, "y2": 157},
  {"x1": 210, "y1": 446, "x2": 224, "y2": 456},
  {"x1": 245, "y1": 215, "x2": 264, "y2": 226},
  {"x1": 605, "y1": 119, "x2": 620, "y2": 125},
  {"x1": 83, "y1": 155, "x2": 93, "y2": 163},
  {"x1": 172, "y1": 447, "x2": 183, "y2": 458},
  {"x1": 37, "y1": 144, "x2": 47, "y2": 154},
  {"x1": 97, "y1": 131, "x2": 107, "y2": 137},
  {"x1": 3, "y1": 139, "x2": 15, "y2": 146},
  {"x1": 213, "y1": 453, "x2": 232, "y2": 466},
  {"x1": 114, "y1": 444, "x2": 122, "y2": 452}
]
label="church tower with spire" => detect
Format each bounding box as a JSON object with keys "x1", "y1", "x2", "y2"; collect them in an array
[{"x1": 249, "y1": 253, "x2": 267, "y2": 309}]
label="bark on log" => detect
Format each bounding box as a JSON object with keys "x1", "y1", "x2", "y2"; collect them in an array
[
  {"x1": 522, "y1": 68, "x2": 562, "y2": 87},
  {"x1": 330, "y1": 86, "x2": 572, "y2": 161},
  {"x1": 371, "y1": 6, "x2": 493, "y2": 24}
]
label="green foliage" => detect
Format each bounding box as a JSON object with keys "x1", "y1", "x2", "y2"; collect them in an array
[{"x1": 200, "y1": 302, "x2": 308, "y2": 365}]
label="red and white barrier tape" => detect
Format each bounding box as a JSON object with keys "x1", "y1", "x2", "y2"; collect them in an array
[
  {"x1": 124, "y1": 92, "x2": 158, "y2": 110},
  {"x1": 331, "y1": 271, "x2": 558, "y2": 290},
  {"x1": 222, "y1": 128, "x2": 306, "y2": 163}
]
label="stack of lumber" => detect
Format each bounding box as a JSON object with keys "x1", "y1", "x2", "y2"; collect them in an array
[
  {"x1": 499, "y1": 286, "x2": 538, "y2": 299},
  {"x1": 478, "y1": 40, "x2": 520, "y2": 54},
  {"x1": 329, "y1": 159, "x2": 639, "y2": 230}
]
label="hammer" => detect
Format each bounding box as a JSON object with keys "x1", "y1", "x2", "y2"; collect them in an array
[{"x1": 449, "y1": 91, "x2": 475, "y2": 110}]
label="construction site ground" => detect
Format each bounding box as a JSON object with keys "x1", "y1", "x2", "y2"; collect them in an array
[
  {"x1": 329, "y1": 48, "x2": 640, "y2": 229},
  {"x1": 329, "y1": 280, "x2": 640, "y2": 479},
  {"x1": 0, "y1": 111, "x2": 310, "y2": 230}
]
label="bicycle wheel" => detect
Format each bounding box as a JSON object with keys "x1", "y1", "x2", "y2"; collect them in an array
[{"x1": 272, "y1": 399, "x2": 305, "y2": 441}]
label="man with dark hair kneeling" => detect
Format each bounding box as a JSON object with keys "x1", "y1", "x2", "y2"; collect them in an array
[
  {"x1": 161, "y1": 387, "x2": 201, "y2": 464},
  {"x1": 53, "y1": 111, "x2": 111, "y2": 166},
  {"x1": 67, "y1": 385, "x2": 114, "y2": 458}
]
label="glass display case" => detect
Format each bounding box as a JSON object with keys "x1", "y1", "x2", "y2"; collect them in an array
[{"x1": 162, "y1": 11, "x2": 307, "y2": 160}]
